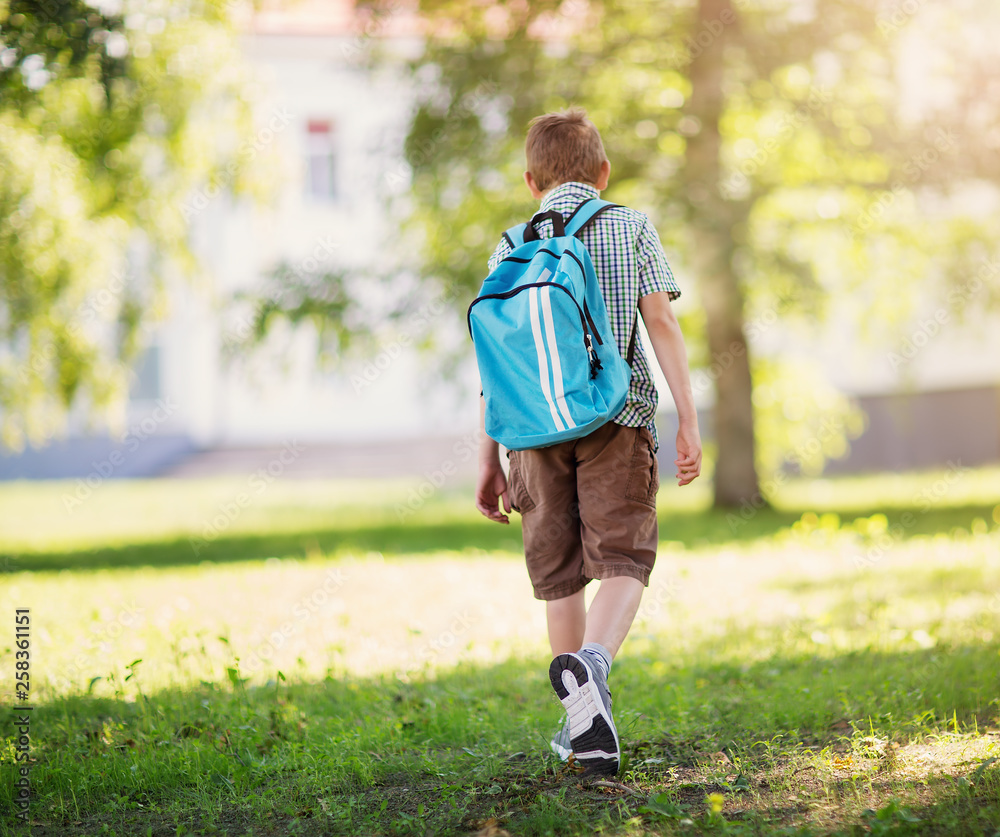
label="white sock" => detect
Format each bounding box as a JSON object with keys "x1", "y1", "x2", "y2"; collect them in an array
[{"x1": 578, "y1": 642, "x2": 612, "y2": 680}]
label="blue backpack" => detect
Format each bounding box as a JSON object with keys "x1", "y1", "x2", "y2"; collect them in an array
[{"x1": 468, "y1": 198, "x2": 635, "y2": 451}]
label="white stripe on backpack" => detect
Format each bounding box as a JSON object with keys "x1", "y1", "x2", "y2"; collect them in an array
[
  {"x1": 528, "y1": 283, "x2": 566, "y2": 432},
  {"x1": 540, "y1": 286, "x2": 576, "y2": 430}
]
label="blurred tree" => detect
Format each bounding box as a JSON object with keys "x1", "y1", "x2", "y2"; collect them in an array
[
  {"x1": 0, "y1": 0, "x2": 265, "y2": 449},
  {"x1": 360, "y1": 0, "x2": 1000, "y2": 508}
]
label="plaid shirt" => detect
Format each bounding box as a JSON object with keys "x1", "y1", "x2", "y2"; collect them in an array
[{"x1": 487, "y1": 182, "x2": 680, "y2": 448}]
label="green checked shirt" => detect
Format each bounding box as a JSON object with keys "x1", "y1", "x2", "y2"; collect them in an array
[{"x1": 487, "y1": 181, "x2": 680, "y2": 449}]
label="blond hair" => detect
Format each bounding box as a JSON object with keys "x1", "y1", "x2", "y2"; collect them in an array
[{"x1": 525, "y1": 107, "x2": 607, "y2": 191}]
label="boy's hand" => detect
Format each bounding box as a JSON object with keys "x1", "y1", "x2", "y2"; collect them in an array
[
  {"x1": 674, "y1": 422, "x2": 702, "y2": 486},
  {"x1": 476, "y1": 461, "x2": 512, "y2": 524}
]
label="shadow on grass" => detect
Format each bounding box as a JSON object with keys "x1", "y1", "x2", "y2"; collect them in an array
[
  {"x1": 3, "y1": 637, "x2": 998, "y2": 835},
  {"x1": 1, "y1": 518, "x2": 525, "y2": 574},
  {"x1": 4, "y1": 501, "x2": 998, "y2": 574}
]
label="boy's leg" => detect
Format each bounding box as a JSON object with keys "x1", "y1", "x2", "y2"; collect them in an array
[
  {"x1": 546, "y1": 589, "x2": 586, "y2": 655},
  {"x1": 546, "y1": 589, "x2": 585, "y2": 762},
  {"x1": 546, "y1": 576, "x2": 641, "y2": 763},
  {"x1": 582, "y1": 576, "x2": 645, "y2": 658},
  {"x1": 512, "y1": 424, "x2": 658, "y2": 773},
  {"x1": 508, "y1": 444, "x2": 590, "y2": 763},
  {"x1": 547, "y1": 576, "x2": 643, "y2": 774},
  {"x1": 548, "y1": 578, "x2": 642, "y2": 664},
  {"x1": 576, "y1": 422, "x2": 659, "y2": 645},
  {"x1": 549, "y1": 422, "x2": 658, "y2": 774}
]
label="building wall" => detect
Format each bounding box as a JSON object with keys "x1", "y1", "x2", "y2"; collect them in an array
[
  {"x1": 151, "y1": 27, "x2": 477, "y2": 449},
  {"x1": 826, "y1": 386, "x2": 1000, "y2": 474}
]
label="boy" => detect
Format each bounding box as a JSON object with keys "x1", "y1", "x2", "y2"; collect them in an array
[{"x1": 475, "y1": 108, "x2": 702, "y2": 776}]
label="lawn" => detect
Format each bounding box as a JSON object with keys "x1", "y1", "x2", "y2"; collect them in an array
[{"x1": 1, "y1": 466, "x2": 1000, "y2": 836}]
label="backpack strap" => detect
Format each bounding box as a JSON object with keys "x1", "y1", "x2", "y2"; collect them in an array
[
  {"x1": 501, "y1": 225, "x2": 524, "y2": 250},
  {"x1": 523, "y1": 210, "x2": 567, "y2": 241},
  {"x1": 502, "y1": 198, "x2": 621, "y2": 251},
  {"x1": 626, "y1": 317, "x2": 638, "y2": 367},
  {"x1": 502, "y1": 209, "x2": 569, "y2": 248},
  {"x1": 566, "y1": 198, "x2": 635, "y2": 365},
  {"x1": 564, "y1": 198, "x2": 622, "y2": 238}
]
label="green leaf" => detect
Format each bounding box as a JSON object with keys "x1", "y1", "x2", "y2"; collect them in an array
[
  {"x1": 638, "y1": 792, "x2": 685, "y2": 819},
  {"x1": 971, "y1": 756, "x2": 999, "y2": 783}
]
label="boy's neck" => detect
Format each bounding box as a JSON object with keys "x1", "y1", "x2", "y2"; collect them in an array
[{"x1": 539, "y1": 181, "x2": 602, "y2": 201}]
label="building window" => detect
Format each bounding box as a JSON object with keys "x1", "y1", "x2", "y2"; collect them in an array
[{"x1": 305, "y1": 119, "x2": 338, "y2": 201}]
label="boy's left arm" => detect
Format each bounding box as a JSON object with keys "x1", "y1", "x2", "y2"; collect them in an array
[
  {"x1": 476, "y1": 238, "x2": 511, "y2": 523},
  {"x1": 487, "y1": 237, "x2": 512, "y2": 273},
  {"x1": 475, "y1": 237, "x2": 515, "y2": 522},
  {"x1": 475, "y1": 395, "x2": 512, "y2": 523},
  {"x1": 638, "y1": 292, "x2": 702, "y2": 486}
]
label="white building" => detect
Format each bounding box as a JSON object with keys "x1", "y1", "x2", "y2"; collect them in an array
[{"x1": 165, "y1": 2, "x2": 473, "y2": 447}]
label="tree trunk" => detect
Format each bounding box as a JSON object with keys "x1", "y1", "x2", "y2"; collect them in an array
[{"x1": 683, "y1": 0, "x2": 761, "y2": 508}]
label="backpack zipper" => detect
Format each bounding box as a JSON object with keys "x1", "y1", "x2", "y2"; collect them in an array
[
  {"x1": 467, "y1": 281, "x2": 604, "y2": 378},
  {"x1": 498, "y1": 250, "x2": 604, "y2": 347}
]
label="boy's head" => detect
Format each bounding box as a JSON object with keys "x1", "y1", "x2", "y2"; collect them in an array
[{"x1": 524, "y1": 107, "x2": 610, "y2": 196}]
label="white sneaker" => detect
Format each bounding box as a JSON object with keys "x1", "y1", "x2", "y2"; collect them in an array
[
  {"x1": 548, "y1": 652, "x2": 619, "y2": 776},
  {"x1": 549, "y1": 715, "x2": 572, "y2": 761}
]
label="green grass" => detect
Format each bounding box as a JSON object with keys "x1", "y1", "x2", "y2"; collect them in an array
[{"x1": 1, "y1": 467, "x2": 1000, "y2": 836}]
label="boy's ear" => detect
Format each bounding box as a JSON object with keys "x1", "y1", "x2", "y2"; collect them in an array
[
  {"x1": 524, "y1": 171, "x2": 545, "y2": 200},
  {"x1": 595, "y1": 159, "x2": 611, "y2": 190}
]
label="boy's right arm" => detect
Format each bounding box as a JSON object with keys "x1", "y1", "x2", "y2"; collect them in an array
[{"x1": 638, "y1": 292, "x2": 703, "y2": 486}]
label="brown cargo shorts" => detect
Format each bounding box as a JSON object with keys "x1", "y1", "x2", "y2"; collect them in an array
[{"x1": 506, "y1": 421, "x2": 659, "y2": 601}]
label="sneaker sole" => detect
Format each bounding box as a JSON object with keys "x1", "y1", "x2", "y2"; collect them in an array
[{"x1": 548, "y1": 653, "x2": 619, "y2": 775}]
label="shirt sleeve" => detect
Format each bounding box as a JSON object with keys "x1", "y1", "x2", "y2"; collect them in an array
[
  {"x1": 636, "y1": 215, "x2": 681, "y2": 301},
  {"x1": 487, "y1": 237, "x2": 512, "y2": 273}
]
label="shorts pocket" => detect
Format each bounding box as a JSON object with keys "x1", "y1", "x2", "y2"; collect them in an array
[
  {"x1": 507, "y1": 451, "x2": 536, "y2": 514},
  {"x1": 624, "y1": 428, "x2": 659, "y2": 508}
]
